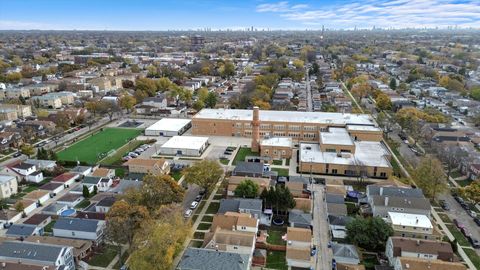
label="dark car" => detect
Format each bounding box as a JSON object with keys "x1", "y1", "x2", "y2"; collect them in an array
[
  {"x1": 461, "y1": 227, "x2": 470, "y2": 237},
  {"x1": 468, "y1": 237, "x2": 480, "y2": 248},
  {"x1": 454, "y1": 219, "x2": 465, "y2": 229},
  {"x1": 454, "y1": 196, "x2": 465, "y2": 204},
  {"x1": 474, "y1": 218, "x2": 480, "y2": 227},
  {"x1": 12, "y1": 152, "x2": 22, "y2": 158},
  {"x1": 194, "y1": 195, "x2": 203, "y2": 202},
  {"x1": 439, "y1": 200, "x2": 450, "y2": 211}
]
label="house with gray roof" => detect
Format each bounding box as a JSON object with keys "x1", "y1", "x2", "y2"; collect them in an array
[
  {"x1": 326, "y1": 193, "x2": 345, "y2": 204},
  {"x1": 328, "y1": 215, "x2": 354, "y2": 239},
  {"x1": 219, "y1": 198, "x2": 263, "y2": 219},
  {"x1": 288, "y1": 209, "x2": 312, "y2": 229},
  {"x1": 233, "y1": 162, "x2": 265, "y2": 178},
  {"x1": 71, "y1": 165, "x2": 93, "y2": 176},
  {"x1": 332, "y1": 243, "x2": 361, "y2": 266},
  {"x1": 0, "y1": 241, "x2": 75, "y2": 270},
  {"x1": 6, "y1": 224, "x2": 42, "y2": 238},
  {"x1": 53, "y1": 217, "x2": 105, "y2": 242},
  {"x1": 109, "y1": 179, "x2": 142, "y2": 194},
  {"x1": 177, "y1": 248, "x2": 250, "y2": 270},
  {"x1": 366, "y1": 186, "x2": 424, "y2": 198},
  {"x1": 370, "y1": 195, "x2": 431, "y2": 218}
]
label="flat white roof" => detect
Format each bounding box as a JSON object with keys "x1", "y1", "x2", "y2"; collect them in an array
[
  {"x1": 299, "y1": 141, "x2": 391, "y2": 168},
  {"x1": 346, "y1": 125, "x2": 382, "y2": 132},
  {"x1": 146, "y1": 118, "x2": 191, "y2": 132},
  {"x1": 320, "y1": 128, "x2": 353, "y2": 146},
  {"x1": 160, "y1": 136, "x2": 209, "y2": 150},
  {"x1": 388, "y1": 212, "x2": 433, "y2": 229},
  {"x1": 261, "y1": 137, "x2": 293, "y2": 147},
  {"x1": 0, "y1": 174, "x2": 15, "y2": 184},
  {"x1": 194, "y1": 108, "x2": 374, "y2": 126}
]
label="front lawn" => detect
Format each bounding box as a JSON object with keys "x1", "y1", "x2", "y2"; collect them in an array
[
  {"x1": 267, "y1": 230, "x2": 286, "y2": 246},
  {"x1": 233, "y1": 147, "x2": 258, "y2": 165},
  {"x1": 464, "y1": 248, "x2": 480, "y2": 269},
  {"x1": 87, "y1": 245, "x2": 118, "y2": 267},
  {"x1": 272, "y1": 168, "x2": 289, "y2": 177},
  {"x1": 446, "y1": 224, "x2": 470, "y2": 246},
  {"x1": 206, "y1": 202, "x2": 220, "y2": 214},
  {"x1": 189, "y1": 240, "x2": 203, "y2": 248},
  {"x1": 201, "y1": 216, "x2": 213, "y2": 222},
  {"x1": 197, "y1": 223, "x2": 211, "y2": 230},
  {"x1": 170, "y1": 170, "x2": 183, "y2": 181},
  {"x1": 272, "y1": 160, "x2": 283, "y2": 165},
  {"x1": 22, "y1": 186, "x2": 38, "y2": 193},
  {"x1": 266, "y1": 251, "x2": 287, "y2": 270},
  {"x1": 219, "y1": 158, "x2": 229, "y2": 165},
  {"x1": 44, "y1": 220, "x2": 56, "y2": 233}
]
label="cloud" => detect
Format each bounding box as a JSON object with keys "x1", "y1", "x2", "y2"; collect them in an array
[
  {"x1": 255, "y1": 0, "x2": 480, "y2": 28},
  {"x1": 0, "y1": 20, "x2": 57, "y2": 30}
]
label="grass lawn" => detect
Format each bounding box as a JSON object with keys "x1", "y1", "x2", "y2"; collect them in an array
[
  {"x1": 22, "y1": 186, "x2": 38, "y2": 193},
  {"x1": 193, "y1": 231, "x2": 205, "y2": 240},
  {"x1": 272, "y1": 168, "x2": 289, "y2": 177},
  {"x1": 361, "y1": 253, "x2": 379, "y2": 270},
  {"x1": 233, "y1": 147, "x2": 258, "y2": 165},
  {"x1": 266, "y1": 251, "x2": 287, "y2": 270},
  {"x1": 189, "y1": 240, "x2": 203, "y2": 248},
  {"x1": 437, "y1": 213, "x2": 452, "y2": 224},
  {"x1": 206, "y1": 202, "x2": 220, "y2": 214},
  {"x1": 197, "y1": 223, "x2": 212, "y2": 230},
  {"x1": 75, "y1": 199, "x2": 91, "y2": 210},
  {"x1": 272, "y1": 160, "x2": 283, "y2": 165},
  {"x1": 170, "y1": 170, "x2": 183, "y2": 181},
  {"x1": 58, "y1": 128, "x2": 142, "y2": 164},
  {"x1": 43, "y1": 220, "x2": 56, "y2": 233},
  {"x1": 446, "y1": 224, "x2": 470, "y2": 246},
  {"x1": 100, "y1": 139, "x2": 146, "y2": 165},
  {"x1": 201, "y1": 216, "x2": 213, "y2": 222},
  {"x1": 213, "y1": 194, "x2": 224, "y2": 200},
  {"x1": 464, "y1": 248, "x2": 480, "y2": 269},
  {"x1": 345, "y1": 202, "x2": 359, "y2": 216},
  {"x1": 450, "y1": 170, "x2": 463, "y2": 179},
  {"x1": 456, "y1": 179, "x2": 473, "y2": 187},
  {"x1": 88, "y1": 245, "x2": 118, "y2": 267},
  {"x1": 191, "y1": 214, "x2": 199, "y2": 223},
  {"x1": 267, "y1": 230, "x2": 286, "y2": 245},
  {"x1": 115, "y1": 168, "x2": 126, "y2": 178},
  {"x1": 219, "y1": 158, "x2": 229, "y2": 165}
]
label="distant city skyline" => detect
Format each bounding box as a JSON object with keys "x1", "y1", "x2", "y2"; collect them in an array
[{"x1": 1, "y1": 0, "x2": 479, "y2": 31}]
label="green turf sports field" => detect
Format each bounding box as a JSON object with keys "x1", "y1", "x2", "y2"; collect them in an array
[{"x1": 57, "y1": 128, "x2": 142, "y2": 164}]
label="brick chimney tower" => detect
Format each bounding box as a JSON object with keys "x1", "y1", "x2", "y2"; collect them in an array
[{"x1": 251, "y1": 106, "x2": 260, "y2": 152}]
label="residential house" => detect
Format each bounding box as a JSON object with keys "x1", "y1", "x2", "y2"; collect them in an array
[
  {"x1": 202, "y1": 228, "x2": 256, "y2": 258},
  {"x1": 23, "y1": 214, "x2": 52, "y2": 229},
  {"x1": 218, "y1": 198, "x2": 263, "y2": 220},
  {"x1": 0, "y1": 104, "x2": 32, "y2": 118},
  {"x1": 109, "y1": 179, "x2": 142, "y2": 194},
  {"x1": 0, "y1": 174, "x2": 17, "y2": 199},
  {"x1": 90, "y1": 167, "x2": 115, "y2": 179},
  {"x1": 388, "y1": 212, "x2": 439, "y2": 240},
  {"x1": 71, "y1": 166, "x2": 93, "y2": 177},
  {"x1": 32, "y1": 95, "x2": 62, "y2": 109},
  {"x1": 25, "y1": 159, "x2": 57, "y2": 171},
  {"x1": 232, "y1": 162, "x2": 267, "y2": 178},
  {"x1": 82, "y1": 176, "x2": 103, "y2": 188},
  {"x1": 16, "y1": 199, "x2": 37, "y2": 215},
  {"x1": 7, "y1": 162, "x2": 43, "y2": 183},
  {"x1": 211, "y1": 212, "x2": 259, "y2": 233},
  {"x1": 332, "y1": 243, "x2": 361, "y2": 267},
  {"x1": 0, "y1": 209, "x2": 22, "y2": 228},
  {"x1": 53, "y1": 217, "x2": 105, "y2": 242},
  {"x1": 95, "y1": 196, "x2": 116, "y2": 213},
  {"x1": 5, "y1": 88, "x2": 31, "y2": 99},
  {"x1": 52, "y1": 172, "x2": 80, "y2": 187},
  {"x1": 0, "y1": 241, "x2": 75, "y2": 270},
  {"x1": 288, "y1": 209, "x2": 312, "y2": 229},
  {"x1": 285, "y1": 227, "x2": 313, "y2": 269},
  {"x1": 23, "y1": 190, "x2": 50, "y2": 205},
  {"x1": 39, "y1": 182, "x2": 65, "y2": 196},
  {"x1": 386, "y1": 237, "x2": 455, "y2": 265},
  {"x1": 57, "y1": 193, "x2": 84, "y2": 207},
  {"x1": 123, "y1": 158, "x2": 170, "y2": 176},
  {"x1": 25, "y1": 235, "x2": 93, "y2": 264},
  {"x1": 6, "y1": 224, "x2": 43, "y2": 238},
  {"x1": 0, "y1": 109, "x2": 18, "y2": 121},
  {"x1": 328, "y1": 215, "x2": 354, "y2": 239},
  {"x1": 327, "y1": 202, "x2": 348, "y2": 217},
  {"x1": 392, "y1": 257, "x2": 466, "y2": 270},
  {"x1": 42, "y1": 203, "x2": 69, "y2": 216},
  {"x1": 177, "y1": 248, "x2": 251, "y2": 270}
]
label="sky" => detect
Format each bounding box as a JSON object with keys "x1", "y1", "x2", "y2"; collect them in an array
[{"x1": 0, "y1": 0, "x2": 479, "y2": 31}]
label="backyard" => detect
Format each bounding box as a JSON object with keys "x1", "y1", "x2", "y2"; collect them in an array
[
  {"x1": 57, "y1": 128, "x2": 142, "y2": 164},
  {"x1": 232, "y1": 147, "x2": 258, "y2": 165}
]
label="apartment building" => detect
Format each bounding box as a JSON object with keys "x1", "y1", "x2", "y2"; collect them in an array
[
  {"x1": 0, "y1": 103, "x2": 33, "y2": 117},
  {"x1": 0, "y1": 108, "x2": 18, "y2": 121},
  {"x1": 388, "y1": 212, "x2": 440, "y2": 240},
  {"x1": 0, "y1": 174, "x2": 18, "y2": 199}
]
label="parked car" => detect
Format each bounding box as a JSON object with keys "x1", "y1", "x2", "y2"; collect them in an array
[
  {"x1": 469, "y1": 237, "x2": 480, "y2": 248},
  {"x1": 184, "y1": 209, "x2": 193, "y2": 218},
  {"x1": 454, "y1": 196, "x2": 465, "y2": 204},
  {"x1": 12, "y1": 152, "x2": 22, "y2": 158},
  {"x1": 135, "y1": 148, "x2": 145, "y2": 153},
  {"x1": 461, "y1": 203, "x2": 470, "y2": 210},
  {"x1": 195, "y1": 195, "x2": 203, "y2": 202},
  {"x1": 439, "y1": 200, "x2": 450, "y2": 211},
  {"x1": 454, "y1": 219, "x2": 465, "y2": 229},
  {"x1": 122, "y1": 156, "x2": 132, "y2": 161},
  {"x1": 474, "y1": 217, "x2": 480, "y2": 227},
  {"x1": 468, "y1": 210, "x2": 477, "y2": 218},
  {"x1": 128, "y1": 152, "x2": 139, "y2": 158},
  {"x1": 460, "y1": 227, "x2": 470, "y2": 237},
  {"x1": 190, "y1": 201, "x2": 199, "y2": 209}
]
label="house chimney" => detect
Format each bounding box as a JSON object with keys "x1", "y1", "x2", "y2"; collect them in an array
[
  {"x1": 416, "y1": 239, "x2": 420, "y2": 246},
  {"x1": 251, "y1": 106, "x2": 260, "y2": 152},
  {"x1": 384, "y1": 196, "x2": 389, "y2": 206}
]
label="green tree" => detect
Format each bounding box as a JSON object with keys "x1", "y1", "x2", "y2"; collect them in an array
[
  {"x1": 20, "y1": 144, "x2": 35, "y2": 157},
  {"x1": 234, "y1": 179, "x2": 259, "y2": 198},
  {"x1": 389, "y1": 78, "x2": 397, "y2": 90},
  {"x1": 136, "y1": 174, "x2": 185, "y2": 212},
  {"x1": 119, "y1": 95, "x2": 137, "y2": 113},
  {"x1": 82, "y1": 185, "x2": 90, "y2": 198},
  {"x1": 184, "y1": 159, "x2": 223, "y2": 194},
  {"x1": 459, "y1": 181, "x2": 480, "y2": 204},
  {"x1": 197, "y1": 87, "x2": 209, "y2": 102},
  {"x1": 412, "y1": 156, "x2": 448, "y2": 199},
  {"x1": 106, "y1": 200, "x2": 150, "y2": 247},
  {"x1": 471, "y1": 87, "x2": 480, "y2": 101},
  {"x1": 205, "y1": 92, "x2": 217, "y2": 108},
  {"x1": 135, "y1": 78, "x2": 157, "y2": 96},
  {"x1": 260, "y1": 185, "x2": 295, "y2": 215},
  {"x1": 192, "y1": 100, "x2": 205, "y2": 111},
  {"x1": 375, "y1": 93, "x2": 392, "y2": 111},
  {"x1": 346, "y1": 217, "x2": 393, "y2": 251},
  {"x1": 14, "y1": 201, "x2": 25, "y2": 212}
]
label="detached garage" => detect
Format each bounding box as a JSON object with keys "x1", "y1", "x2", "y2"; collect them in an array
[
  {"x1": 145, "y1": 118, "x2": 191, "y2": 136},
  {"x1": 159, "y1": 136, "x2": 209, "y2": 157}
]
